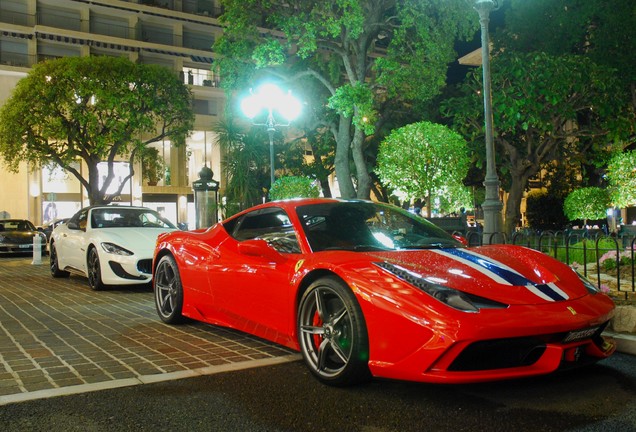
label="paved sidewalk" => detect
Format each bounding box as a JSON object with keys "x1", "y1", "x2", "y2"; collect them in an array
[{"x1": 0, "y1": 257, "x2": 298, "y2": 405}]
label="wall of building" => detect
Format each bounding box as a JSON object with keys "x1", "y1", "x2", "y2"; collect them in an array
[{"x1": 0, "y1": 0, "x2": 225, "y2": 227}]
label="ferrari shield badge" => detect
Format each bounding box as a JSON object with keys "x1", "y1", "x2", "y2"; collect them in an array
[{"x1": 295, "y1": 259, "x2": 305, "y2": 273}]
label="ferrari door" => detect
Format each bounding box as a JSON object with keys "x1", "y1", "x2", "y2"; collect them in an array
[{"x1": 211, "y1": 207, "x2": 302, "y2": 345}]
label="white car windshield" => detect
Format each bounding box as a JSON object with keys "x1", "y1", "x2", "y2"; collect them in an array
[
  {"x1": 90, "y1": 208, "x2": 176, "y2": 229},
  {"x1": 297, "y1": 201, "x2": 463, "y2": 252}
]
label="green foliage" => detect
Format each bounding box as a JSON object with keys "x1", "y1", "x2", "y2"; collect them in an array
[
  {"x1": 214, "y1": 118, "x2": 269, "y2": 212},
  {"x1": 443, "y1": 50, "x2": 631, "y2": 232},
  {"x1": 606, "y1": 150, "x2": 636, "y2": 208},
  {"x1": 139, "y1": 147, "x2": 165, "y2": 184},
  {"x1": 216, "y1": 0, "x2": 477, "y2": 199},
  {"x1": 498, "y1": 0, "x2": 636, "y2": 86},
  {"x1": 269, "y1": 176, "x2": 320, "y2": 201},
  {"x1": 279, "y1": 129, "x2": 335, "y2": 197},
  {"x1": 0, "y1": 56, "x2": 194, "y2": 205},
  {"x1": 556, "y1": 238, "x2": 618, "y2": 265},
  {"x1": 376, "y1": 121, "x2": 471, "y2": 215},
  {"x1": 599, "y1": 249, "x2": 633, "y2": 272},
  {"x1": 563, "y1": 187, "x2": 611, "y2": 223},
  {"x1": 328, "y1": 83, "x2": 377, "y2": 135},
  {"x1": 525, "y1": 190, "x2": 568, "y2": 230}
]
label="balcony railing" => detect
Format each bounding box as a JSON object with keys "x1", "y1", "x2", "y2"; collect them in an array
[{"x1": 0, "y1": 6, "x2": 216, "y2": 51}]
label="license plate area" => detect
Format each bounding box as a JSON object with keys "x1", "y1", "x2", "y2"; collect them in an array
[{"x1": 563, "y1": 326, "x2": 599, "y2": 344}]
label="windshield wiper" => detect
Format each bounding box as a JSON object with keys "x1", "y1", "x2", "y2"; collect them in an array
[
  {"x1": 321, "y1": 244, "x2": 391, "y2": 252},
  {"x1": 353, "y1": 245, "x2": 392, "y2": 252},
  {"x1": 399, "y1": 243, "x2": 458, "y2": 250}
]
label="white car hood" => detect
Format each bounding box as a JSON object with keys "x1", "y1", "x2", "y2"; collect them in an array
[{"x1": 96, "y1": 228, "x2": 176, "y2": 257}]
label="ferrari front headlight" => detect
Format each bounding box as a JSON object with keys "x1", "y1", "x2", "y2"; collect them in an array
[
  {"x1": 374, "y1": 261, "x2": 507, "y2": 313},
  {"x1": 101, "y1": 242, "x2": 134, "y2": 256},
  {"x1": 577, "y1": 272, "x2": 600, "y2": 294}
]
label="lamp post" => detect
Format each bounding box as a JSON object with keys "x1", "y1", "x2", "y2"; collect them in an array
[
  {"x1": 474, "y1": 0, "x2": 503, "y2": 243},
  {"x1": 192, "y1": 165, "x2": 219, "y2": 229},
  {"x1": 240, "y1": 83, "x2": 302, "y2": 188}
]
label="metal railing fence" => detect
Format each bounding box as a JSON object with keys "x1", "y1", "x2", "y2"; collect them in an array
[{"x1": 460, "y1": 229, "x2": 636, "y2": 295}]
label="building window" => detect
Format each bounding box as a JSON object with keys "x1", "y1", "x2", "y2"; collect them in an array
[
  {"x1": 140, "y1": 22, "x2": 173, "y2": 45},
  {"x1": 38, "y1": 42, "x2": 81, "y2": 62},
  {"x1": 0, "y1": 37, "x2": 29, "y2": 67},
  {"x1": 193, "y1": 98, "x2": 218, "y2": 116},
  {"x1": 183, "y1": 30, "x2": 214, "y2": 51},
  {"x1": 91, "y1": 14, "x2": 132, "y2": 39},
  {"x1": 38, "y1": 6, "x2": 81, "y2": 31},
  {"x1": 182, "y1": 66, "x2": 215, "y2": 86}
]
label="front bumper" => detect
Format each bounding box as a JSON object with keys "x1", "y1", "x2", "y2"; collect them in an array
[
  {"x1": 101, "y1": 255, "x2": 152, "y2": 285},
  {"x1": 365, "y1": 293, "x2": 616, "y2": 384},
  {"x1": 0, "y1": 243, "x2": 34, "y2": 253}
]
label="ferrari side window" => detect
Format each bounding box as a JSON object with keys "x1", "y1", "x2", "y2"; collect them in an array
[{"x1": 232, "y1": 208, "x2": 301, "y2": 254}]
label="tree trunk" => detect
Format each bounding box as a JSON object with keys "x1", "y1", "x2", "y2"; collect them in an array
[
  {"x1": 334, "y1": 116, "x2": 355, "y2": 198},
  {"x1": 308, "y1": 142, "x2": 332, "y2": 198},
  {"x1": 504, "y1": 176, "x2": 527, "y2": 236},
  {"x1": 351, "y1": 126, "x2": 371, "y2": 200}
]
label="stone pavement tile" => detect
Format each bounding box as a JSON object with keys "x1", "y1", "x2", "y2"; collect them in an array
[{"x1": 0, "y1": 257, "x2": 297, "y2": 403}]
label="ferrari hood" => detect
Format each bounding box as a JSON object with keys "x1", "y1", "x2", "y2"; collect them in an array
[{"x1": 366, "y1": 245, "x2": 587, "y2": 306}]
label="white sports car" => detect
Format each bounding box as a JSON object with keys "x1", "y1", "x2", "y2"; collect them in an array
[{"x1": 49, "y1": 206, "x2": 178, "y2": 290}]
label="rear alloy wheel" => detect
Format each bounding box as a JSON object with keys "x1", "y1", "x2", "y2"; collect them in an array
[
  {"x1": 49, "y1": 243, "x2": 70, "y2": 278},
  {"x1": 154, "y1": 254, "x2": 185, "y2": 324},
  {"x1": 87, "y1": 247, "x2": 106, "y2": 291},
  {"x1": 298, "y1": 276, "x2": 371, "y2": 386}
]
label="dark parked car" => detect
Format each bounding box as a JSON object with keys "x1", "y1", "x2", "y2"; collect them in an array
[
  {"x1": 38, "y1": 218, "x2": 69, "y2": 243},
  {"x1": 0, "y1": 219, "x2": 46, "y2": 254}
]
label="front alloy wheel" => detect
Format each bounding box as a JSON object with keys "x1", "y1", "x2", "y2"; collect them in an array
[
  {"x1": 50, "y1": 243, "x2": 69, "y2": 278},
  {"x1": 87, "y1": 247, "x2": 106, "y2": 291},
  {"x1": 154, "y1": 254, "x2": 185, "y2": 324},
  {"x1": 298, "y1": 276, "x2": 370, "y2": 386}
]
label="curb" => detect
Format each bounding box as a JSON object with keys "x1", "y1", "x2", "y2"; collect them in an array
[{"x1": 604, "y1": 331, "x2": 636, "y2": 356}]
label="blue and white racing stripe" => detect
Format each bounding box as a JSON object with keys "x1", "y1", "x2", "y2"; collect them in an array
[{"x1": 433, "y1": 248, "x2": 569, "y2": 302}]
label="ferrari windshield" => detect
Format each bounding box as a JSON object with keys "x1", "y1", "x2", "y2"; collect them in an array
[{"x1": 297, "y1": 201, "x2": 463, "y2": 252}]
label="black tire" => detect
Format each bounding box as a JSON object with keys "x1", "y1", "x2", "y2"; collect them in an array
[
  {"x1": 87, "y1": 247, "x2": 106, "y2": 291},
  {"x1": 297, "y1": 276, "x2": 371, "y2": 386},
  {"x1": 49, "y1": 242, "x2": 70, "y2": 278},
  {"x1": 154, "y1": 254, "x2": 185, "y2": 324}
]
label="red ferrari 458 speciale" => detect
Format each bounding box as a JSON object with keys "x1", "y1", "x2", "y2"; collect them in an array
[{"x1": 152, "y1": 198, "x2": 616, "y2": 386}]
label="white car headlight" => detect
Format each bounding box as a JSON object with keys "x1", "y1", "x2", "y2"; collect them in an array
[{"x1": 101, "y1": 242, "x2": 134, "y2": 256}]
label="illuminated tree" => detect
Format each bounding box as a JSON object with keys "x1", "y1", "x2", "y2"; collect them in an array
[
  {"x1": 563, "y1": 187, "x2": 611, "y2": 227},
  {"x1": 216, "y1": 0, "x2": 476, "y2": 200},
  {"x1": 0, "y1": 56, "x2": 194, "y2": 205},
  {"x1": 376, "y1": 121, "x2": 471, "y2": 217},
  {"x1": 269, "y1": 176, "x2": 320, "y2": 200},
  {"x1": 606, "y1": 150, "x2": 636, "y2": 208}
]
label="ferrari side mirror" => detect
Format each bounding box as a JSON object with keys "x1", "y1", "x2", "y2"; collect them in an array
[
  {"x1": 238, "y1": 239, "x2": 282, "y2": 262},
  {"x1": 452, "y1": 234, "x2": 468, "y2": 246}
]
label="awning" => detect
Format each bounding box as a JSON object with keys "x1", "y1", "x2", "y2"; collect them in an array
[
  {"x1": 190, "y1": 55, "x2": 214, "y2": 64},
  {"x1": 1, "y1": 31, "x2": 33, "y2": 39},
  {"x1": 36, "y1": 33, "x2": 88, "y2": 45}
]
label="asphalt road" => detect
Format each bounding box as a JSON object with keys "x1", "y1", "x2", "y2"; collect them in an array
[{"x1": 1, "y1": 353, "x2": 635, "y2": 432}]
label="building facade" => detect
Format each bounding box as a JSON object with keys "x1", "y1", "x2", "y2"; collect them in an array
[{"x1": 0, "y1": 0, "x2": 226, "y2": 229}]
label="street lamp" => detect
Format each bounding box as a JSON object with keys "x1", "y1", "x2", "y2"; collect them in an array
[
  {"x1": 473, "y1": 0, "x2": 504, "y2": 243},
  {"x1": 240, "y1": 83, "x2": 302, "y2": 188}
]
